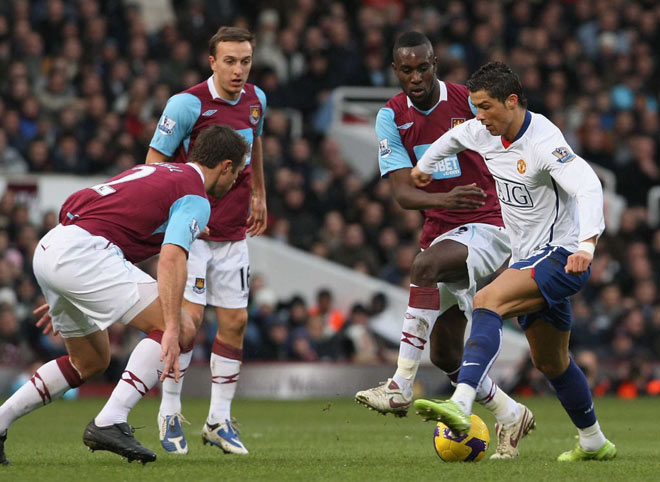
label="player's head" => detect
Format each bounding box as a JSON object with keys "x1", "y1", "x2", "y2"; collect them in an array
[
  {"x1": 467, "y1": 61, "x2": 528, "y2": 137},
  {"x1": 392, "y1": 31, "x2": 437, "y2": 109},
  {"x1": 209, "y1": 26, "x2": 254, "y2": 100},
  {"x1": 190, "y1": 125, "x2": 249, "y2": 198}
]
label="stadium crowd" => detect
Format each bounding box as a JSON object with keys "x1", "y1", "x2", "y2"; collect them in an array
[{"x1": 1, "y1": 0, "x2": 660, "y2": 397}]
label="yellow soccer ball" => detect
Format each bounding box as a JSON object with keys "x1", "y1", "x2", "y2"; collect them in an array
[{"x1": 433, "y1": 414, "x2": 490, "y2": 462}]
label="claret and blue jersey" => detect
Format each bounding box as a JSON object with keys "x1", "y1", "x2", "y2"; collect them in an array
[
  {"x1": 376, "y1": 79, "x2": 503, "y2": 249},
  {"x1": 59, "y1": 162, "x2": 211, "y2": 263},
  {"x1": 149, "y1": 77, "x2": 267, "y2": 242}
]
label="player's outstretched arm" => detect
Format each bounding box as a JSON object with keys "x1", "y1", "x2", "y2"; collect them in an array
[
  {"x1": 391, "y1": 169, "x2": 485, "y2": 209},
  {"x1": 156, "y1": 243, "x2": 187, "y2": 382}
]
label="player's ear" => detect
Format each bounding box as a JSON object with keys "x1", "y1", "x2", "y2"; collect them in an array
[{"x1": 506, "y1": 94, "x2": 518, "y2": 109}]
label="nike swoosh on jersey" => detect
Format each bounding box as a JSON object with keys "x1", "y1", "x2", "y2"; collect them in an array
[{"x1": 397, "y1": 122, "x2": 414, "y2": 130}]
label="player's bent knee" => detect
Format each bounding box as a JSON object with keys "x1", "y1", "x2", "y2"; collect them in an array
[
  {"x1": 530, "y1": 356, "x2": 568, "y2": 379},
  {"x1": 219, "y1": 309, "x2": 248, "y2": 338},
  {"x1": 70, "y1": 353, "x2": 109, "y2": 379},
  {"x1": 179, "y1": 315, "x2": 197, "y2": 347},
  {"x1": 410, "y1": 254, "x2": 439, "y2": 286},
  {"x1": 472, "y1": 289, "x2": 491, "y2": 310}
]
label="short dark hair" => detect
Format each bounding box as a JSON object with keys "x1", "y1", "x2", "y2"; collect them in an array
[
  {"x1": 392, "y1": 31, "x2": 433, "y2": 58},
  {"x1": 466, "y1": 61, "x2": 528, "y2": 108},
  {"x1": 189, "y1": 125, "x2": 248, "y2": 171},
  {"x1": 209, "y1": 26, "x2": 254, "y2": 56}
]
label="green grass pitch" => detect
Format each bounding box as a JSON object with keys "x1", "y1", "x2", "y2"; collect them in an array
[{"x1": 1, "y1": 396, "x2": 658, "y2": 481}]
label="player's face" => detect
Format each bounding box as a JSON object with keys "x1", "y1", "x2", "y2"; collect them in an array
[
  {"x1": 209, "y1": 41, "x2": 253, "y2": 100},
  {"x1": 209, "y1": 156, "x2": 247, "y2": 198},
  {"x1": 469, "y1": 89, "x2": 517, "y2": 137},
  {"x1": 393, "y1": 45, "x2": 437, "y2": 109}
]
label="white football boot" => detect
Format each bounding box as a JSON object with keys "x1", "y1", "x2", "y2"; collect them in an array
[
  {"x1": 158, "y1": 413, "x2": 189, "y2": 454},
  {"x1": 490, "y1": 403, "x2": 536, "y2": 459},
  {"x1": 202, "y1": 419, "x2": 248, "y2": 455},
  {"x1": 355, "y1": 378, "x2": 412, "y2": 417}
]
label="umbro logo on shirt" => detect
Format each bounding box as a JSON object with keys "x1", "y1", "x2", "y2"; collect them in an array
[
  {"x1": 397, "y1": 122, "x2": 414, "y2": 130},
  {"x1": 202, "y1": 109, "x2": 218, "y2": 117}
]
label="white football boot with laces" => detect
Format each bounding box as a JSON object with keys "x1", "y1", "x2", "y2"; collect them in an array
[
  {"x1": 158, "y1": 413, "x2": 189, "y2": 454},
  {"x1": 355, "y1": 378, "x2": 412, "y2": 417},
  {"x1": 490, "y1": 403, "x2": 536, "y2": 459}
]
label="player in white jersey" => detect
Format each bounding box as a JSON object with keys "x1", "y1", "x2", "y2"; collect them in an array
[{"x1": 411, "y1": 62, "x2": 616, "y2": 462}]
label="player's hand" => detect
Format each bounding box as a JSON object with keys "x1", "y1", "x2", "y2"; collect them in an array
[
  {"x1": 440, "y1": 184, "x2": 487, "y2": 209},
  {"x1": 34, "y1": 303, "x2": 59, "y2": 336},
  {"x1": 247, "y1": 195, "x2": 267, "y2": 236},
  {"x1": 565, "y1": 250, "x2": 593, "y2": 274},
  {"x1": 160, "y1": 328, "x2": 181, "y2": 383},
  {"x1": 411, "y1": 166, "x2": 432, "y2": 187}
]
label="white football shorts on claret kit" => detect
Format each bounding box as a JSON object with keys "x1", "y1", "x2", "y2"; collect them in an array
[
  {"x1": 428, "y1": 223, "x2": 510, "y2": 318},
  {"x1": 33, "y1": 224, "x2": 158, "y2": 338},
  {"x1": 184, "y1": 238, "x2": 250, "y2": 309}
]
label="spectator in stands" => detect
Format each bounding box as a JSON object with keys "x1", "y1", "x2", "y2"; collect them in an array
[
  {"x1": 0, "y1": 129, "x2": 28, "y2": 174},
  {"x1": 344, "y1": 303, "x2": 381, "y2": 364},
  {"x1": 308, "y1": 288, "x2": 345, "y2": 335},
  {"x1": 0, "y1": 0, "x2": 658, "y2": 375}
]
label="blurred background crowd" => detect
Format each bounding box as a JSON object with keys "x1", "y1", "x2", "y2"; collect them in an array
[{"x1": 1, "y1": 0, "x2": 660, "y2": 398}]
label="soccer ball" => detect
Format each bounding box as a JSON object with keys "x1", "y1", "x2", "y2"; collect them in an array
[{"x1": 433, "y1": 414, "x2": 490, "y2": 462}]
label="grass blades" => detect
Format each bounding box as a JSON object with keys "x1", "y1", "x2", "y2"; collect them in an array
[{"x1": 0, "y1": 396, "x2": 658, "y2": 482}]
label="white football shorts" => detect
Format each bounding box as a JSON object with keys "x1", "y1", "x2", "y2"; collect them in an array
[
  {"x1": 428, "y1": 223, "x2": 510, "y2": 318},
  {"x1": 184, "y1": 238, "x2": 250, "y2": 309},
  {"x1": 33, "y1": 224, "x2": 158, "y2": 338}
]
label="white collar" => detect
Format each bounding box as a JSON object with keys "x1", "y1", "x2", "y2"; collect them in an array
[
  {"x1": 207, "y1": 75, "x2": 245, "y2": 101},
  {"x1": 406, "y1": 79, "x2": 447, "y2": 109},
  {"x1": 187, "y1": 162, "x2": 205, "y2": 184}
]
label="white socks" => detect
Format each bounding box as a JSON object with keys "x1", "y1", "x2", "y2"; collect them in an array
[
  {"x1": 392, "y1": 304, "x2": 438, "y2": 398},
  {"x1": 450, "y1": 383, "x2": 477, "y2": 415},
  {"x1": 95, "y1": 337, "x2": 162, "y2": 427},
  {"x1": 475, "y1": 376, "x2": 521, "y2": 426},
  {"x1": 0, "y1": 357, "x2": 81, "y2": 433},
  {"x1": 159, "y1": 350, "x2": 193, "y2": 416},
  {"x1": 207, "y1": 353, "x2": 241, "y2": 424},
  {"x1": 578, "y1": 421, "x2": 607, "y2": 451}
]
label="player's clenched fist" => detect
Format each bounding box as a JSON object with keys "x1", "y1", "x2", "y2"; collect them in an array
[{"x1": 411, "y1": 165, "x2": 432, "y2": 187}]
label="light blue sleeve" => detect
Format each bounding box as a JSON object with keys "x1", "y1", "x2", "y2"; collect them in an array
[
  {"x1": 163, "y1": 195, "x2": 210, "y2": 252},
  {"x1": 254, "y1": 86, "x2": 267, "y2": 137},
  {"x1": 376, "y1": 107, "x2": 413, "y2": 178},
  {"x1": 468, "y1": 96, "x2": 477, "y2": 116},
  {"x1": 149, "y1": 93, "x2": 201, "y2": 157}
]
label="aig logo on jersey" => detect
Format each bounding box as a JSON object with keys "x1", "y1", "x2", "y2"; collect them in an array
[
  {"x1": 552, "y1": 147, "x2": 575, "y2": 163},
  {"x1": 250, "y1": 105, "x2": 261, "y2": 125},
  {"x1": 451, "y1": 118, "x2": 466, "y2": 128},
  {"x1": 493, "y1": 176, "x2": 534, "y2": 208},
  {"x1": 193, "y1": 277, "x2": 206, "y2": 294}
]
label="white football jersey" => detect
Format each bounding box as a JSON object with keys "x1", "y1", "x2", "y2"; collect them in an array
[{"x1": 418, "y1": 111, "x2": 604, "y2": 263}]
